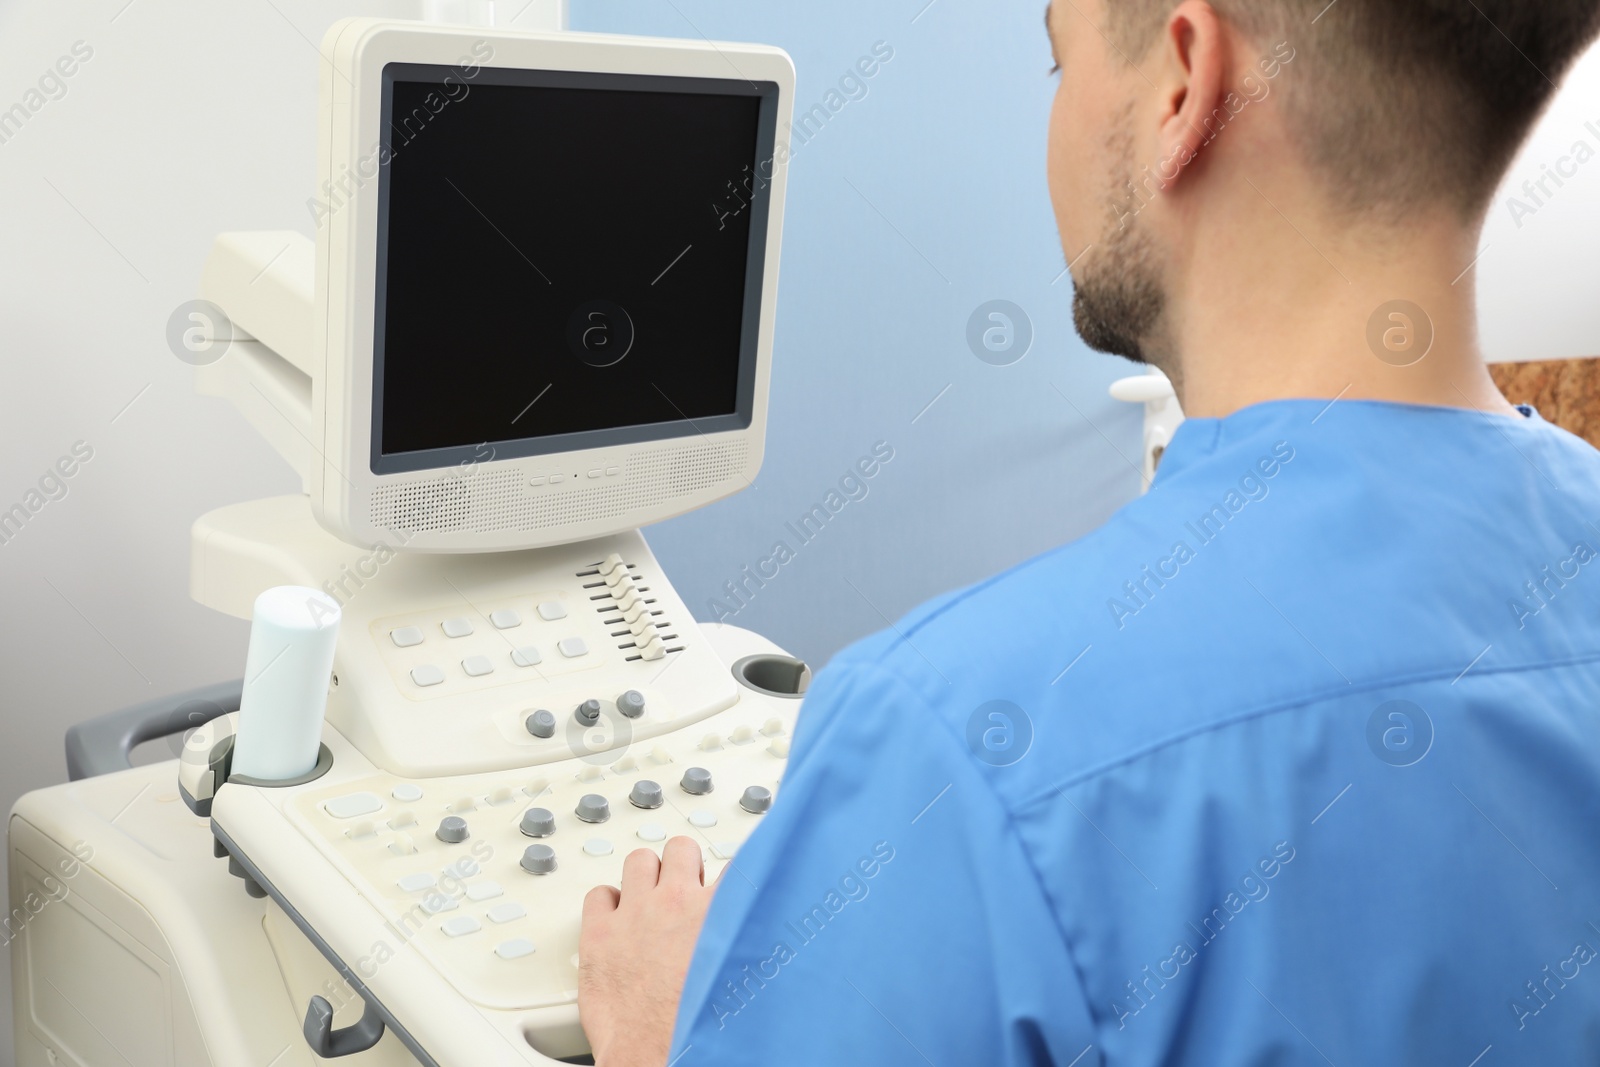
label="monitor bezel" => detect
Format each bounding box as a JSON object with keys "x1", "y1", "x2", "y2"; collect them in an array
[{"x1": 369, "y1": 63, "x2": 780, "y2": 477}]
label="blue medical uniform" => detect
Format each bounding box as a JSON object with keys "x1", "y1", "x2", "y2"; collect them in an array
[{"x1": 673, "y1": 399, "x2": 1600, "y2": 1066}]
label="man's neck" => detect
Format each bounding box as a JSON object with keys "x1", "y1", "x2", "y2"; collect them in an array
[{"x1": 1161, "y1": 195, "x2": 1520, "y2": 422}]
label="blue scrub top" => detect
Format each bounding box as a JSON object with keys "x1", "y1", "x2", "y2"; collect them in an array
[{"x1": 673, "y1": 399, "x2": 1600, "y2": 1066}]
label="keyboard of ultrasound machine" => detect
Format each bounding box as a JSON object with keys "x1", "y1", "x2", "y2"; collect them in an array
[{"x1": 288, "y1": 696, "x2": 795, "y2": 1009}]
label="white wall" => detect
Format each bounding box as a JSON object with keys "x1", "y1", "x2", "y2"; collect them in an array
[{"x1": 1479, "y1": 39, "x2": 1600, "y2": 362}]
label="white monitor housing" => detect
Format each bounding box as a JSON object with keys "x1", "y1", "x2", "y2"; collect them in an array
[{"x1": 199, "y1": 18, "x2": 794, "y2": 552}]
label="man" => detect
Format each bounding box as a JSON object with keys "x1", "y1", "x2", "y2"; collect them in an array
[{"x1": 579, "y1": 1, "x2": 1600, "y2": 1063}]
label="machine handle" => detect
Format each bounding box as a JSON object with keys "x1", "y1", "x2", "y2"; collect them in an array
[
  {"x1": 64, "y1": 679, "x2": 243, "y2": 780},
  {"x1": 304, "y1": 994, "x2": 387, "y2": 1058}
]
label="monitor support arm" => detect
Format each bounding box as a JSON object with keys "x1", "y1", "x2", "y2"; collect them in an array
[{"x1": 195, "y1": 231, "x2": 318, "y2": 490}]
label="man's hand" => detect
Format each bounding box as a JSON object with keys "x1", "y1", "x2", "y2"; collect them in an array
[{"x1": 579, "y1": 836, "x2": 721, "y2": 1067}]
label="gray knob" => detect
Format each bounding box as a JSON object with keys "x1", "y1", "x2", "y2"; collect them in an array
[
  {"x1": 520, "y1": 844, "x2": 557, "y2": 875},
  {"x1": 575, "y1": 699, "x2": 602, "y2": 726},
  {"x1": 628, "y1": 780, "x2": 664, "y2": 809},
  {"x1": 575, "y1": 794, "x2": 610, "y2": 823},
  {"x1": 740, "y1": 786, "x2": 773, "y2": 814},
  {"x1": 680, "y1": 767, "x2": 713, "y2": 795},
  {"x1": 436, "y1": 816, "x2": 469, "y2": 843},
  {"x1": 525, "y1": 710, "x2": 556, "y2": 738},
  {"x1": 519, "y1": 807, "x2": 556, "y2": 838},
  {"x1": 616, "y1": 690, "x2": 646, "y2": 718}
]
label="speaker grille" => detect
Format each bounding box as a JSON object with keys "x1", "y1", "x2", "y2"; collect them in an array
[{"x1": 369, "y1": 441, "x2": 749, "y2": 535}]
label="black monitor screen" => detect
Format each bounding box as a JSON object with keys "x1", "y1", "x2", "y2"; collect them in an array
[{"x1": 371, "y1": 63, "x2": 778, "y2": 474}]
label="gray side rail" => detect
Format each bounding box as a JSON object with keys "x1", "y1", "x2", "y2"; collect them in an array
[{"x1": 65, "y1": 680, "x2": 243, "y2": 780}]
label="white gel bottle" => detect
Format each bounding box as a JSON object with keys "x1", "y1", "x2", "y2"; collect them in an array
[{"x1": 231, "y1": 586, "x2": 341, "y2": 782}]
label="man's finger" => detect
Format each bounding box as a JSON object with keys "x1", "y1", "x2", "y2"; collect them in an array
[
  {"x1": 660, "y1": 836, "x2": 705, "y2": 886},
  {"x1": 621, "y1": 846, "x2": 663, "y2": 896},
  {"x1": 582, "y1": 883, "x2": 621, "y2": 923}
]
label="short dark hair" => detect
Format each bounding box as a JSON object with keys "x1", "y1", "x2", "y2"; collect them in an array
[{"x1": 1106, "y1": 0, "x2": 1600, "y2": 219}]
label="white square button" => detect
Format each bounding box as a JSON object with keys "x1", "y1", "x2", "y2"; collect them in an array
[
  {"x1": 410, "y1": 665, "x2": 445, "y2": 688},
  {"x1": 462, "y1": 655, "x2": 494, "y2": 678},
  {"x1": 490, "y1": 609, "x2": 521, "y2": 629},
  {"x1": 558, "y1": 637, "x2": 588, "y2": 659},
  {"x1": 442, "y1": 618, "x2": 473, "y2": 638},
  {"x1": 496, "y1": 938, "x2": 536, "y2": 960},
  {"x1": 512, "y1": 646, "x2": 542, "y2": 668},
  {"x1": 466, "y1": 881, "x2": 504, "y2": 902},
  {"x1": 487, "y1": 902, "x2": 526, "y2": 924},
  {"x1": 441, "y1": 916, "x2": 481, "y2": 938},
  {"x1": 390, "y1": 626, "x2": 424, "y2": 648},
  {"x1": 537, "y1": 601, "x2": 568, "y2": 622}
]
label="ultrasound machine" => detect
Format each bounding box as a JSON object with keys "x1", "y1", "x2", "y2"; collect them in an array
[{"x1": 8, "y1": 15, "x2": 799, "y2": 1066}]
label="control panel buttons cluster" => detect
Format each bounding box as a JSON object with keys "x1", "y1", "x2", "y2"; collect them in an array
[
  {"x1": 385, "y1": 597, "x2": 592, "y2": 690},
  {"x1": 523, "y1": 691, "x2": 652, "y2": 742}
]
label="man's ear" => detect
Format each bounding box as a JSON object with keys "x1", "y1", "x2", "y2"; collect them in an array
[{"x1": 1153, "y1": 0, "x2": 1230, "y2": 185}]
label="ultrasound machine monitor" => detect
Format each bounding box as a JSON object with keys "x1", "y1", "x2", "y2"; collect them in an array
[{"x1": 310, "y1": 22, "x2": 795, "y2": 551}]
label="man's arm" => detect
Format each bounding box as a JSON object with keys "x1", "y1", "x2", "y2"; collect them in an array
[{"x1": 579, "y1": 660, "x2": 1101, "y2": 1066}]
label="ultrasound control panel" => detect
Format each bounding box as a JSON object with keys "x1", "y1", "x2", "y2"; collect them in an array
[{"x1": 208, "y1": 619, "x2": 804, "y2": 1064}]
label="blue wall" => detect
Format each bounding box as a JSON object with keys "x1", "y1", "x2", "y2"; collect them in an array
[{"x1": 571, "y1": 0, "x2": 1144, "y2": 668}]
